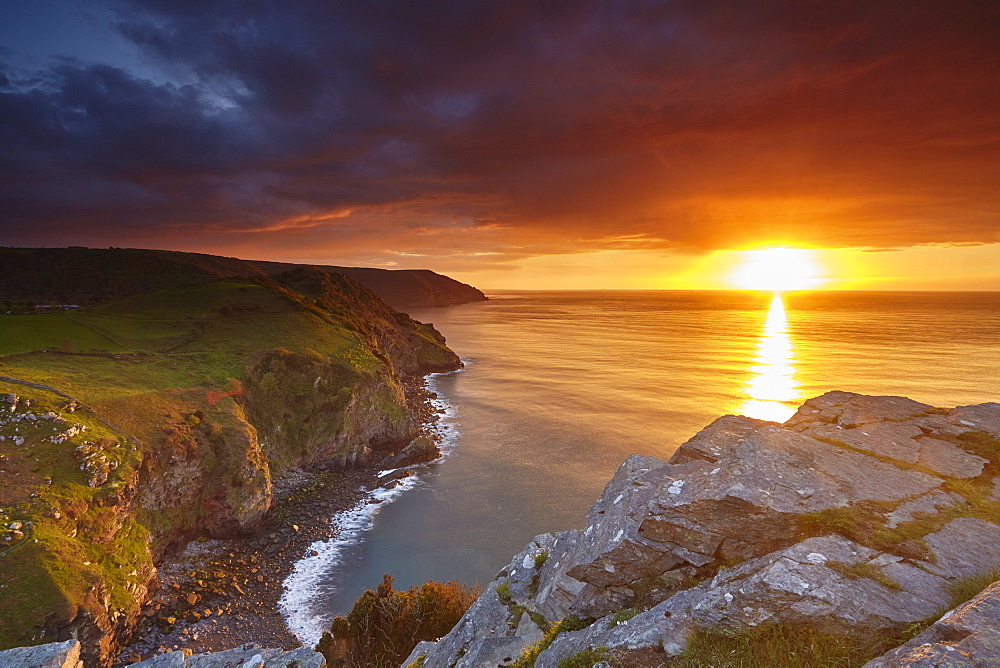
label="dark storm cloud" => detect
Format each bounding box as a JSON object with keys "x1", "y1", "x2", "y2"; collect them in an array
[{"x1": 1, "y1": 0, "x2": 998, "y2": 255}]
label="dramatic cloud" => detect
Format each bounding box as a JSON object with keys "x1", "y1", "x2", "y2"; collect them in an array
[{"x1": 1, "y1": 0, "x2": 998, "y2": 264}]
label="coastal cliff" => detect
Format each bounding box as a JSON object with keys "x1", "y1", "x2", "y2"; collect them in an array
[
  {"x1": 0, "y1": 247, "x2": 488, "y2": 310},
  {"x1": 409, "y1": 391, "x2": 1000, "y2": 667},
  {"x1": 0, "y1": 269, "x2": 462, "y2": 665}
]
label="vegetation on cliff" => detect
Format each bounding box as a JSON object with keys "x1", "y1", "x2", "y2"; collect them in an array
[
  {"x1": 0, "y1": 246, "x2": 487, "y2": 309},
  {"x1": 0, "y1": 268, "x2": 461, "y2": 663},
  {"x1": 316, "y1": 574, "x2": 477, "y2": 668}
]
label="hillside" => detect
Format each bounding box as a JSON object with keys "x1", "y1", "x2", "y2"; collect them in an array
[
  {"x1": 0, "y1": 268, "x2": 461, "y2": 665},
  {"x1": 0, "y1": 247, "x2": 487, "y2": 309}
]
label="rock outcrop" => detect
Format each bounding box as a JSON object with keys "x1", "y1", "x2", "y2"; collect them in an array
[
  {"x1": 410, "y1": 392, "x2": 1000, "y2": 667},
  {"x1": 0, "y1": 639, "x2": 83, "y2": 668},
  {"x1": 865, "y1": 580, "x2": 1000, "y2": 667},
  {"x1": 0, "y1": 641, "x2": 326, "y2": 668}
]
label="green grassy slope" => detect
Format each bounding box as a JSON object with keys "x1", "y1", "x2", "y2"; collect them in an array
[
  {"x1": 0, "y1": 269, "x2": 460, "y2": 659},
  {"x1": 0, "y1": 246, "x2": 487, "y2": 309}
]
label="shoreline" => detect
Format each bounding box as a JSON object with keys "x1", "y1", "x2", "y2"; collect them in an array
[{"x1": 115, "y1": 372, "x2": 457, "y2": 664}]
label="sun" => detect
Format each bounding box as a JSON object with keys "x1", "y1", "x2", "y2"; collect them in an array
[{"x1": 728, "y1": 248, "x2": 826, "y2": 291}]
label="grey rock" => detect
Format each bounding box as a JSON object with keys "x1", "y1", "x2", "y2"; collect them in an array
[
  {"x1": 264, "y1": 647, "x2": 327, "y2": 667},
  {"x1": 912, "y1": 437, "x2": 986, "y2": 479},
  {"x1": 421, "y1": 395, "x2": 1000, "y2": 668},
  {"x1": 455, "y1": 636, "x2": 528, "y2": 668},
  {"x1": 793, "y1": 421, "x2": 986, "y2": 479},
  {"x1": 128, "y1": 653, "x2": 188, "y2": 668},
  {"x1": 865, "y1": 580, "x2": 1000, "y2": 667},
  {"x1": 545, "y1": 521, "x2": 1000, "y2": 662},
  {"x1": 785, "y1": 391, "x2": 933, "y2": 429},
  {"x1": 886, "y1": 490, "x2": 964, "y2": 528},
  {"x1": 186, "y1": 645, "x2": 282, "y2": 667},
  {"x1": 920, "y1": 518, "x2": 1000, "y2": 580},
  {"x1": 514, "y1": 609, "x2": 545, "y2": 644},
  {"x1": 566, "y1": 455, "x2": 705, "y2": 590},
  {"x1": 871, "y1": 644, "x2": 977, "y2": 667},
  {"x1": 419, "y1": 582, "x2": 519, "y2": 667},
  {"x1": 949, "y1": 403, "x2": 1000, "y2": 438},
  {"x1": 0, "y1": 640, "x2": 83, "y2": 668},
  {"x1": 529, "y1": 530, "x2": 588, "y2": 622},
  {"x1": 401, "y1": 641, "x2": 437, "y2": 667},
  {"x1": 637, "y1": 426, "x2": 940, "y2": 566},
  {"x1": 669, "y1": 415, "x2": 771, "y2": 464},
  {"x1": 128, "y1": 647, "x2": 325, "y2": 668}
]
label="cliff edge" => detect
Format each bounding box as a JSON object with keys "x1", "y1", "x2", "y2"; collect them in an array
[
  {"x1": 410, "y1": 391, "x2": 1000, "y2": 667},
  {"x1": 0, "y1": 269, "x2": 461, "y2": 665},
  {"x1": 0, "y1": 247, "x2": 488, "y2": 309}
]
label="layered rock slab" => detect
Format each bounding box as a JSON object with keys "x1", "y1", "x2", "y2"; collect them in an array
[
  {"x1": 865, "y1": 580, "x2": 1000, "y2": 667},
  {"x1": 539, "y1": 519, "x2": 1000, "y2": 665},
  {"x1": 0, "y1": 640, "x2": 83, "y2": 668},
  {"x1": 128, "y1": 644, "x2": 326, "y2": 667},
  {"x1": 409, "y1": 393, "x2": 1000, "y2": 667}
]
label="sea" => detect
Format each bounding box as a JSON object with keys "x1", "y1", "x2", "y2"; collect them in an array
[{"x1": 280, "y1": 290, "x2": 1000, "y2": 645}]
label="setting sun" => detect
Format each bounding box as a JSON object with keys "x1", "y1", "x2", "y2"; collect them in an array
[{"x1": 728, "y1": 248, "x2": 826, "y2": 291}]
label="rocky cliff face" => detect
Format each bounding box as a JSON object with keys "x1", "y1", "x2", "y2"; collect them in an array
[
  {"x1": 0, "y1": 270, "x2": 461, "y2": 665},
  {"x1": 409, "y1": 392, "x2": 1000, "y2": 667}
]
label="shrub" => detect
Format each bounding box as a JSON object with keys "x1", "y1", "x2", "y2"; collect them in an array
[{"x1": 316, "y1": 573, "x2": 478, "y2": 668}]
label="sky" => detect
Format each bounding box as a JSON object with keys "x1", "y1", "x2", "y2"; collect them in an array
[{"x1": 0, "y1": 0, "x2": 998, "y2": 290}]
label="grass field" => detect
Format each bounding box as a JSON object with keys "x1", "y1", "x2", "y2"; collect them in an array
[{"x1": 0, "y1": 313, "x2": 125, "y2": 354}]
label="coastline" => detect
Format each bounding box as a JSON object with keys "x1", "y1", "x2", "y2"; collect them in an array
[{"x1": 115, "y1": 370, "x2": 461, "y2": 664}]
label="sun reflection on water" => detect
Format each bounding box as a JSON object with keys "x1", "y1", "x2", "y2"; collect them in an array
[{"x1": 739, "y1": 293, "x2": 800, "y2": 422}]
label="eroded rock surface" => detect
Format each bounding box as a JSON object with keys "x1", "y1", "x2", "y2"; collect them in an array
[
  {"x1": 865, "y1": 580, "x2": 1000, "y2": 667},
  {"x1": 128, "y1": 644, "x2": 326, "y2": 667},
  {"x1": 409, "y1": 392, "x2": 1000, "y2": 668},
  {"x1": 0, "y1": 640, "x2": 83, "y2": 668}
]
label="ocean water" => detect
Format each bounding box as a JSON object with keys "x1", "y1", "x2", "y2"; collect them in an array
[{"x1": 282, "y1": 290, "x2": 1000, "y2": 644}]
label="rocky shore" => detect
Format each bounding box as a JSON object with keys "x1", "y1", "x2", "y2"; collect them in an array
[
  {"x1": 113, "y1": 466, "x2": 375, "y2": 663},
  {"x1": 114, "y1": 375, "x2": 449, "y2": 664}
]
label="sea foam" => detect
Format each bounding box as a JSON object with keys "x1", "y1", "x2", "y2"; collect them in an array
[{"x1": 279, "y1": 368, "x2": 464, "y2": 647}]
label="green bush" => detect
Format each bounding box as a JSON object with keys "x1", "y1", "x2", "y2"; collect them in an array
[{"x1": 316, "y1": 573, "x2": 478, "y2": 668}]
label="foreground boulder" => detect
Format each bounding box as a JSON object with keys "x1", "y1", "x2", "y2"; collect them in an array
[
  {"x1": 126, "y1": 644, "x2": 326, "y2": 667},
  {"x1": 0, "y1": 640, "x2": 83, "y2": 668},
  {"x1": 408, "y1": 392, "x2": 1000, "y2": 667},
  {"x1": 865, "y1": 580, "x2": 1000, "y2": 667},
  {"x1": 0, "y1": 641, "x2": 326, "y2": 668}
]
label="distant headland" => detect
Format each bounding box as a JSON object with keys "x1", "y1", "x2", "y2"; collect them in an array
[{"x1": 0, "y1": 247, "x2": 488, "y2": 310}]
